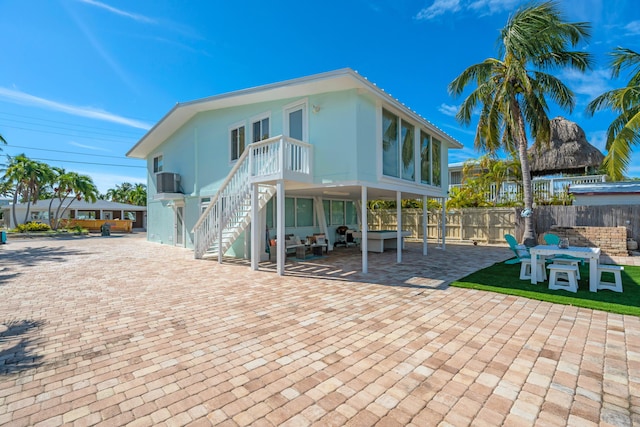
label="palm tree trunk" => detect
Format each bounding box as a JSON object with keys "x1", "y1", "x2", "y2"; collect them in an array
[
  {"x1": 515, "y1": 108, "x2": 537, "y2": 246},
  {"x1": 11, "y1": 191, "x2": 19, "y2": 229}
]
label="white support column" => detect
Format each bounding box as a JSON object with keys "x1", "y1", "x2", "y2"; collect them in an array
[
  {"x1": 441, "y1": 197, "x2": 446, "y2": 251},
  {"x1": 422, "y1": 196, "x2": 428, "y2": 256},
  {"x1": 250, "y1": 184, "x2": 259, "y2": 271},
  {"x1": 361, "y1": 185, "x2": 368, "y2": 274},
  {"x1": 396, "y1": 191, "x2": 402, "y2": 264},
  {"x1": 276, "y1": 180, "x2": 285, "y2": 276}
]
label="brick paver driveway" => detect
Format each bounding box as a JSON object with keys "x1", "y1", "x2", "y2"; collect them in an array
[{"x1": 1, "y1": 234, "x2": 638, "y2": 426}]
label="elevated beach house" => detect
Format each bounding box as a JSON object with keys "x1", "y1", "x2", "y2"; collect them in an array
[{"x1": 127, "y1": 69, "x2": 462, "y2": 275}]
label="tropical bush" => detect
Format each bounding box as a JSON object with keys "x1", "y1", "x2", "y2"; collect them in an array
[{"x1": 15, "y1": 221, "x2": 52, "y2": 233}]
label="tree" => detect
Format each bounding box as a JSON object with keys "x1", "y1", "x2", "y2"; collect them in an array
[
  {"x1": 128, "y1": 183, "x2": 147, "y2": 206},
  {"x1": 448, "y1": 1, "x2": 592, "y2": 246},
  {"x1": 47, "y1": 168, "x2": 98, "y2": 230},
  {"x1": 586, "y1": 47, "x2": 640, "y2": 181},
  {"x1": 3, "y1": 154, "x2": 55, "y2": 227},
  {"x1": 104, "y1": 182, "x2": 147, "y2": 206}
]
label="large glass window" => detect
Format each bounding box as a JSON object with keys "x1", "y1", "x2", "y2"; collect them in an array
[
  {"x1": 296, "y1": 198, "x2": 314, "y2": 227},
  {"x1": 345, "y1": 201, "x2": 358, "y2": 225},
  {"x1": 266, "y1": 198, "x2": 274, "y2": 229},
  {"x1": 252, "y1": 117, "x2": 270, "y2": 142},
  {"x1": 331, "y1": 200, "x2": 345, "y2": 225},
  {"x1": 382, "y1": 109, "x2": 399, "y2": 178},
  {"x1": 285, "y1": 197, "x2": 295, "y2": 227},
  {"x1": 401, "y1": 120, "x2": 415, "y2": 181},
  {"x1": 420, "y1": 131, "x2": 431, "y2": 185},
  {"x1": 230, "y1": 126, "x2": 245, "y2": 161},
  {"x1": 432, "y1": 137, "x2": 442, "y2": 187}
]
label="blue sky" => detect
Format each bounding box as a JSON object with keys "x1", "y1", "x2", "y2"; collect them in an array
[{"x1": 1, "y1": 0, "x2": 639, "y2": 193}]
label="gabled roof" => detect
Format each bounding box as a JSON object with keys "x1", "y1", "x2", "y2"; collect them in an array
[
  {"x1": 569, "y1": 181, "x2": 640, "y2": 195},
  {"x1": 127, "y1": 68, "x2": 462, "y2": 159}
]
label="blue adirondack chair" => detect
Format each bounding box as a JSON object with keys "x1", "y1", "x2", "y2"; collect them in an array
[
  {"x1": 543, "y1": 233, "x2": 584, "y2": 278},
  {"x1": 504, "y1": 234, "x2": 546, "y2": 281}
]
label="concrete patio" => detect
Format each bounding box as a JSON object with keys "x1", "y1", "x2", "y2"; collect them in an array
[{"x1": 0, "y1": 234, "x2": 638, "y2": 426}]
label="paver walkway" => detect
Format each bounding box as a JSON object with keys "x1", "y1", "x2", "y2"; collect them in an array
[{"x1": 0, "y1": 234, "x2": 638, "y2": 426}]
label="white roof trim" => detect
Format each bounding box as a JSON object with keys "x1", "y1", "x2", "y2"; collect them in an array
[{"x1": 127, "y1": 68, "x2": 462, "y2": 159}]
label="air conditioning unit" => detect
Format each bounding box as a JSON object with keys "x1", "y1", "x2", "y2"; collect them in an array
[{"x1": 156, "y1": 172, "x2": 181, "y2": 193}]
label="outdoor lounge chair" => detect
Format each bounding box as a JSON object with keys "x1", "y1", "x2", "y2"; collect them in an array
[{"x1": 504, "y1": 234, "x2": 546, "y2": 281}]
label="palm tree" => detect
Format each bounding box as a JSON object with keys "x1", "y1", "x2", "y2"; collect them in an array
[
  {"x1": 105, "y1": 182, "x2": 133, "y2": 203},
  {"x1": 448, "y1": 1, "x2": 592, "y2": 246},
  {"x1": 586, "y1": 47, "x2": 640, "y2": 181},
  {"x1": 3, "y1": 154, "x2": 55, "y2": 226},
  {"x1": 128, "y1": 183, "x2": 147, "y2": 206},
  {"x1": 48, "y1": 169, "x2": 98, "y2": 229}
]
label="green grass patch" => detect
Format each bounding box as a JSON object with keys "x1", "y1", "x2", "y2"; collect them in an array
[{"x1": 450, "y1": 261, "x2": 640, "y2": 316}]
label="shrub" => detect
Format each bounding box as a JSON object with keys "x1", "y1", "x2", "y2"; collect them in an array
[{"x1": 16, "y1": 222, "x2": 52, "y2": 233}]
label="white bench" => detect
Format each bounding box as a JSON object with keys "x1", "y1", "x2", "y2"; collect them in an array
[
  {"x1": 520, "y1": 258, "x2": 547, "y2": 281},
  {"x1": 597, "y1": 264, "x2": 624, "y2": 292},
  {"x1": 549, "y1": 258, "x2": 581, "y2": 279},
  {"x1": 548, "y1": 264, "x2": 579, "y2": 293}
]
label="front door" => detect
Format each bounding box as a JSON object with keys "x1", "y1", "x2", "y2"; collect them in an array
[{"x1": 175, "y1": 206, "x2": 184, "y2": 247}]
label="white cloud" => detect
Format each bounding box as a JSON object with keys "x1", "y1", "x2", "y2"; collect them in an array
[
  {"x1": 76, "y1": 0, "x2": 156, "y2": 24},
  {"x1": 416, "y1": 0, "x2": 461, "y2": 20},
  {"x1": 416, "y1": 0, "x2": 522, "y2": 20},
  {"x1": 439, "y1": 103, "x2": 459, "y2": 117},
  {"x1": 587, "y1": 130, "x2": 608, "y2": 151},
  {"x1": 624, "y1": 20, "x2": 640, "y2": 35},
  {"x1": 468, "y1": 0, "x2": 521, "y2": 15},
  {"x1": 0, "y1": 87, "x2": 152, "y2": 130},
  {"x1": 68, "y1": 141, "x2": 112, "y2": 152},
  {"x1": 558, "y1": 68, "x2": 612, "y2": 103}
]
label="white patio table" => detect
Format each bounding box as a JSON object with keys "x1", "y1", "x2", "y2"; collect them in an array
[{"x1": 529, "y1": 245, "x2": 601, "y2": 292}]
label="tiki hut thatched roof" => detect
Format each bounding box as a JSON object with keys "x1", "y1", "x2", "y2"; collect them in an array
[{"x1": 528, "y1": 117, "x2": 604, "y2": 177}]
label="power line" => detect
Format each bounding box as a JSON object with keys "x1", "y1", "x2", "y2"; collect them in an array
[
  {"x1": 23, "y1": 156, "x2": 145, "y2": 169},
  {"x1": 5, "y1": 144, "x2": 133, "y2": 160},
  {"x1": 0, "y1": 124, "x2": 139, "y2": 144},
  {"x1": 0, "y1": 117, "x2": 140, "y2": 139}
]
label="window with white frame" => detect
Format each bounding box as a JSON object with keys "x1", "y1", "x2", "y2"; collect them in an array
[
  {"x1": 200, "y1": 197, "x2": 211, "y2": 214},
  {"x1": 229, "y1": 124, "x2": 245, "y2": 161},
  {"x1": 252, "y1": 115, "x2": 270, "y2": 142},
  {"x1": 153, "y1": 154, "x2": 163, "y2": 173}
]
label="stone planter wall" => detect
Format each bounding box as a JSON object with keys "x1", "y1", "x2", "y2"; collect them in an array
[{"x1": 548, "y1": 226, "x2": 628, "y2": 257}]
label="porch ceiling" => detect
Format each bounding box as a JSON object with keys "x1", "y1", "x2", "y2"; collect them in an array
[{"x1": 282, "y1": 184, "x2": 444, "y2": 201}]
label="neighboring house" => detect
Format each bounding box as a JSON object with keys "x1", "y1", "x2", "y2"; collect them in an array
[
  {"x1": 127, "y1": 68, "x2": 462, "y2": 275},
  {"x1": 448, "y1": 162, "x2": 606, "y2": 204},
  {"x1": 569, "y1": 181, "x2": 640, "y2": 206},
  {"x1": 2, "y1": 199, "x2": 147, "y2": 230}
]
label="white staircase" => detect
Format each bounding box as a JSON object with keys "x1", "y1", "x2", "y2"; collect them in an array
[{"x1": 193, "y1": 135, "x2": 312, "y2": 260}]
